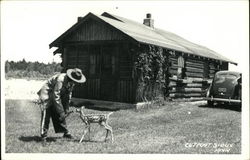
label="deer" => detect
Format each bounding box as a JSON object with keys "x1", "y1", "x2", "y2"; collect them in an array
[{"x1": 75, "y1": 106, "x2": 114, "y2": 143}]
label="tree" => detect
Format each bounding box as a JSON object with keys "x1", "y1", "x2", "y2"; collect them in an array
[
  {"x1": 5, "y1": 59, "x2": 62, "y2": 79},
  {"x1": 5, "y1": 61, "x2": 11, "y2": 73}
]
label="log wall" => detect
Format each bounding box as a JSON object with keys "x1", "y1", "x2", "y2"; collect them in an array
[
  {"x1": 167, "y1": 53, "x2": 227, "y2": 99},
  {"x1": 168, "y1": 77, "x2": 211, "y2": 99}
]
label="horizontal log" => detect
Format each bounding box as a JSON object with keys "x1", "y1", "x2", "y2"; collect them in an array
[
  {"x1": 170, "y1": 84, "x2": 210, "y2": 90},
  {"x1": 185, "y1": 77, "x2": 203, "y2": 82},
  {"x1": 186, "y1": 66, "x2": 204, "y2": 73},
  {"x1": 171, "y1": 66, "x2": 206, "y2": 74},
  {"x1": 169, "y1": 91, "x2": 206, "y2": 94},
  {"x1": 168, "y1": 83, "x2": 207, "y2": 88},
  {"x1": 169, "y1": 69, "x2": 177, "y2": 75},
  {"x1": 186, "y1": 62, "x2": 204, "y2": 68},
  {"x1": 193, "y1": 79, "x2": 212, "y2": 84},
  {"x1": 186, "y1": 83, "x2": 203, "y2": 87},
  {"x1": 169, "y1": 77, "x2": 184, "y2": 82},
  {"x1": 186, "y1": 58, "x2": 204, "y2": 64},
  {"x1": 169, "y1": 57, "x2": 177, "y2": 62},
  {"x1": 209, "y1": 74, "x2": 215, "y2": 78},
  {"x1": 207, "y1": 79, "x2": 213, "y2": 84},
  {"x1": 186, "y1": 65, "x2": 204, "y2": 70},
  {"x1": 170, "y1": 77, "x2": 198, "y2": 84},
  {"x1": 171, "y1": 97, "x2": 205, "y2": 102},
  {"x1": 170, "y1": 87, "x2": 205, "y2": 93},
  {"x1": 171, "y1": 64, "x2": 178, "y2": 69},
  {"x1": 185, "y1": 72, "x2": 204, "y2": 78},
  {"x1": 186, "y1": 62, "x2": 204, "y2": 67},
  {"x1": 209, "y1": 70, "x2": 216, "y2": 74},
  {"x1": 186, "y1": 63, "x2": 204, "y2": 69},
  {"x1": 186, "y1": 61, "x2": 204, "y2": 67},
  {"x1": 169, "y1": 93, "x2": 206, "y2": 98},
  {"x1": 170, "y1": 76, "x2": 212, "y2": 83},
  {"x1": 169, "y1": 56, "x2": 177, "y2": 59},
  {"x1": 209, "y1": 66, "x2": 216, "y2": 70},
  {"x1": 168, "y1": 81, "x2": 177, "y2": 87}
]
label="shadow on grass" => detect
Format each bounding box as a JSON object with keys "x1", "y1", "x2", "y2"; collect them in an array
[
  {"x1": 198, "y1": 103, "x2": 241, "y2": 112},
  {"x1": 19, "y1": 135, "x2": 107, "y2": 144},
  {"x1": 72, "y1": 139, "x2": 104, "y2": 143},
  {"x1": 19, "y1": 136, "x2": 57, "y2": 142}
]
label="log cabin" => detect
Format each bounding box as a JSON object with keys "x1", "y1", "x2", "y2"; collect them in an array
[{"x1": 49, "y1": 12, "x2": 236, "y2": 107}]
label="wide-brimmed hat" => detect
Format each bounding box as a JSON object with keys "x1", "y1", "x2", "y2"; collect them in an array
[{"x1": 66, "y1": 68, "x2": 86, "y2": 83}]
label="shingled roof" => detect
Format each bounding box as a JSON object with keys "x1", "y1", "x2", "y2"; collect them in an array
[{"x1": 50, "y1": 12, "x2": 236, "y2": 65}]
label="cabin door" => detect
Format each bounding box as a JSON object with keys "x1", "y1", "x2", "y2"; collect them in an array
[{"x1": 100, "y1": 45, "x2": 117, "y2": 101}]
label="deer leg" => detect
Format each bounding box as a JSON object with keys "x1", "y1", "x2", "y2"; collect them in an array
[
  {"x1": 88, "y1": 125, "x2": 91, "y2": 141},
  {"x1": 104, "y1": 129, "x2": 109, "y2": 142},
  {"x1": 79, "y1": 126, "x2": 89, "y2": 143},
  {"x1": 108, "y1": 125, "x2": 114, "y2": 143},
  {"x1": 101, "y1": 122, "x2": 109, "y2": 142},
  {"x1": 103, "y1": 124, "x2": 113, "y2": 143}
]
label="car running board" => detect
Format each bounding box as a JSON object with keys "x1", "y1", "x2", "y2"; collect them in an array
[{"x1": 203, "y1": 97, "x2": 241, "y2": 103}]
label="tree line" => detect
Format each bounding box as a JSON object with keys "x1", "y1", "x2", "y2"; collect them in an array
[{"x1": 5, "y1": 59, "x2": 62, "y2": 79}]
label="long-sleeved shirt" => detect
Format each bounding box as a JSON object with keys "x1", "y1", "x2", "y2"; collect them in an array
[{"x1": 37, "y1": 73, "x2": 75, "y2": 116}]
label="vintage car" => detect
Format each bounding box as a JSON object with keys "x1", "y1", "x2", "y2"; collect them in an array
[{"x1": 205, "y1": 71, "x2": 241, "y2": 106}]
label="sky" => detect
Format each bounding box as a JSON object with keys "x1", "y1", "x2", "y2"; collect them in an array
[{"x1": 1, "y1": 0, "x2": 249, "y2": 72}]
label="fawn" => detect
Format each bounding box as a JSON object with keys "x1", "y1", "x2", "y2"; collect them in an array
[{"x1": 76, "y1": 106, "x2": 114, "y2": 143}]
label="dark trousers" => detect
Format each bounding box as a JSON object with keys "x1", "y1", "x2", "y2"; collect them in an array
[{"x1": 40, "y1": 103, "x2": 68, "y2": 138}]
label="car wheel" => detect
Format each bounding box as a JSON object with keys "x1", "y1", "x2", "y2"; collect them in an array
[{"x1": 207, "y1": 100, "x2": 214, "y2": 107}]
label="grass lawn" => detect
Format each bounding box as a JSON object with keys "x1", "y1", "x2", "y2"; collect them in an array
[{"x1": 5, "y1": 99, "x2": 241, "y2": 154}]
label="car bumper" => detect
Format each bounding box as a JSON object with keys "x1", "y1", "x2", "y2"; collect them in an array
[{"x1": 203, "y1": 97, "x2": 241, "y2": 103}]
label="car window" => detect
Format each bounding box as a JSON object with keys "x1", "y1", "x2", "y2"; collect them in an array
[{"x1": 216, "y1": 74, "x2": 237, "y2": 80}]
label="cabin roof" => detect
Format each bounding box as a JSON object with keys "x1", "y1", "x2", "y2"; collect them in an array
[{"x1": 50, "y1": 12, "x2": 236, "y2": 65}]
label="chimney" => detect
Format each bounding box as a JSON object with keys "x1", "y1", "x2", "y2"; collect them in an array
[
  {"x1": 78, "y1": 17, "x2": 82, "y2": 22},
  {"x1": 143, "y1": 13, "x2": 154, "y2": 28}
]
